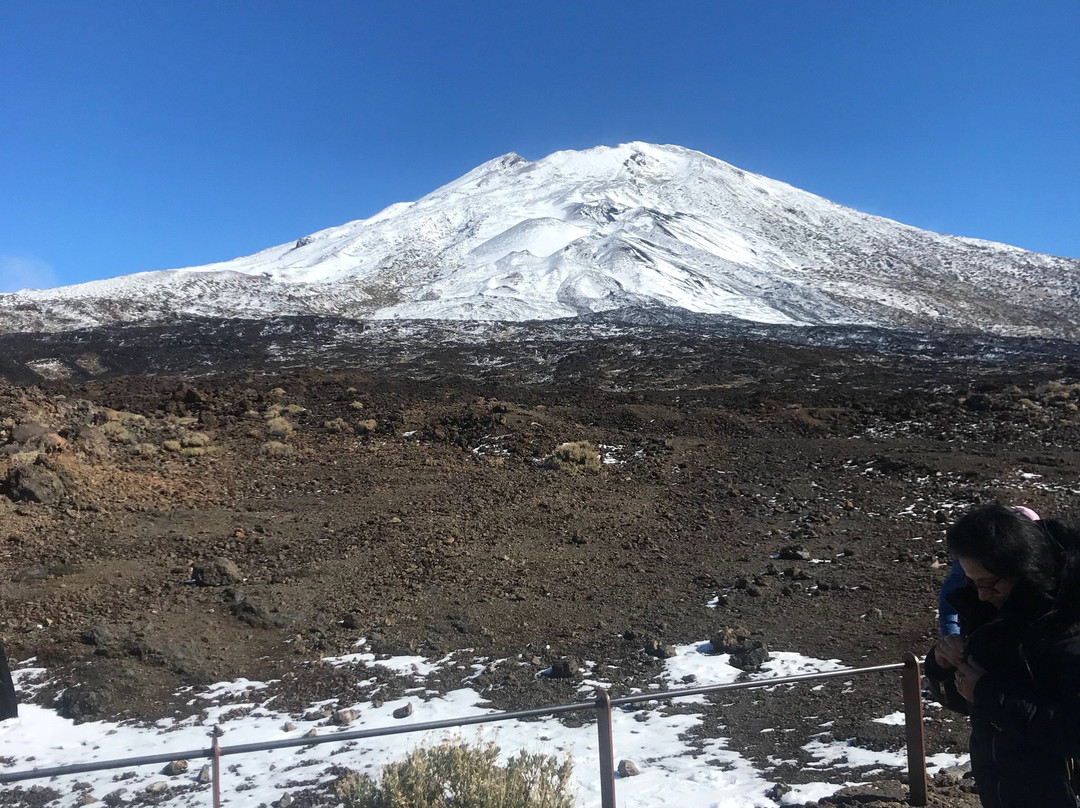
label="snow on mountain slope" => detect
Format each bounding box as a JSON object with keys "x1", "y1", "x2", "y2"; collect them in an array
[{"x1": 3, "y1": 142, "x2": 1078, "y2": 336}]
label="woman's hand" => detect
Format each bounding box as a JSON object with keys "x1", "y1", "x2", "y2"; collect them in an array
[
  {"x1": 955, "y1": 657, "x2": 986, "y2": 701},
  {"x1": 934, "y1": 635, "x2": 966, "y2": 669}
]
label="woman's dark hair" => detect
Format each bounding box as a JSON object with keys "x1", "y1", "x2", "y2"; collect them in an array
[{"x1": 947, "y1": 503, "x2": 1080, "y2": 628}]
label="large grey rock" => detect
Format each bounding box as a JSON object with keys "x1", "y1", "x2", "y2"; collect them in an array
[
  {"x1": 10, "y1": 422, "x2": 50, "y2": 444},
  {"x1": 4, "y1": 464, "x2": 65, "y2": 505},
  {"x1": 192, "y1": 558, "x2": 242, "y2": 587}
]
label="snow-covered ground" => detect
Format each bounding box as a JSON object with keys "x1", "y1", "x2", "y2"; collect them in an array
[{"x1": 0, "y1": 641, "x2": 966, "y2": 808}]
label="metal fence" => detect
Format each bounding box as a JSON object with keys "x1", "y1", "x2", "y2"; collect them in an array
[{"x1": 0, "y1": 653, "x2": 929, "y2": 808}]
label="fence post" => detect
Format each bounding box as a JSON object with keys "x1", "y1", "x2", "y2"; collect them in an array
[
  {"x1": 211, "y1": 736, "x2": 222, "y2": 808},
  {"x1": 595, "y1": 688, "x2": 617, "y2": 808},
  {"x1": 901, "y1": 653, "x2": 928, "y2": 807}
]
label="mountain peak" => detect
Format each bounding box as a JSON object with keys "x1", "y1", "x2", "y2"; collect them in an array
[{"x1": 2, "y1": 143, "x2": 1077, "y2": 337}]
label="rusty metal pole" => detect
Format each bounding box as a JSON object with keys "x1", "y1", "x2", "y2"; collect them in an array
[
  {"x1": 902, "y1": 653, "x2": 928, "y2": 807},
  {"x1": 595, "y1": 688, "x2": 617, "y2": 808},
  {"x1": 211, "y1": 736, "x2": 222, "y2": 808}
]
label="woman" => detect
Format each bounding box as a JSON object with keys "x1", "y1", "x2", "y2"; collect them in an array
[{"x1": 925, "y1": 503, "x2": 1080, "y2": 808}]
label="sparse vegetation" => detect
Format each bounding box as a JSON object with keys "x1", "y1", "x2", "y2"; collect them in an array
[
  {"x1": 162, "y1": 439, "x2": 183, "y2": 452},
  {"x1": 333, "y1": 739, "x2": 575, "y2": 808},
  {"x1": 261, "y1": 440, "x2": 295, "y2": 457},
  {"x1": 324, "y1": 417, "x2": 353, "y2": 433},
  {"x1": 179, "y1": 430, "x2": 211, "y2": 448},
  {"x1": 548, "y1": 441, "x2": 601, "y2": 474},
  {"x1": 101, "y1": 421, "x2": 133, "y2": 443},
  {"x1": 181, "y1": 445, "x2": 223, "y2": 458},
  {"x1": 266, "y1": 417, "x2": 294, "y2": 438}
]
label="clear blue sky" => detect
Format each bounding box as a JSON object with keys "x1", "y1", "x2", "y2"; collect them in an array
[{"x1": 2, "y1": 1, "x2": 1078, "y2": 292}]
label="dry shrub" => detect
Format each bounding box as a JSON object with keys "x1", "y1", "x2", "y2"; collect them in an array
[
  {"x1": 162, "y1": 440, "x2": 182, "y2": 453},
  {"x1": 101, "y1": 421, "x2": 133, "y2": 443},
  {"x1": 261, "y1": 441, "x2": 295, "y2": 457},
  {"x1": 134, "y1": 442, "x2": 159, "y2": 457},
  {"x1": 179, "y1": 430, "x2": 211, "y2": 448},
  {"x1": 264, "y1": 404, "x2": 284, "y2": 419},
  {"x1": 266, "y1": 417, "x2": 294, "y2": 438},
  {"x1": 356, "y1": 419, "x2": 377, "y2": 433},
  {"x1": 324, "y1": 417, "x2": 353, "y2": 434},
  {"x1": 181, "y1": 445, "x2": 223, "y2": 458},
  {"x1": 334, "y1": 739, "x2": 574, "y2": 808},
  {"x1": 349, "y1": 400, "x2": 365, "y2": 411},
  {"x1": 116, "y1": 411, "x2": 146, "y2": 425},
  {"x1": 549, "y1": 441, "x2": 601, "y2": 474},
  {"x1": 282, "y1": 403, "x2": 306, "y2": 415}
]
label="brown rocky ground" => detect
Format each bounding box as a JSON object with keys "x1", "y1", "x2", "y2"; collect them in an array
[{"x1": 2, "y1": 321, "x2": 1079, "y2": 806}]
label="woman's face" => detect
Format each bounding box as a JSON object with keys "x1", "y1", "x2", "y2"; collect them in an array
[{"x1": 958, "y1": 556, "x2": 1016, "y2": 608}]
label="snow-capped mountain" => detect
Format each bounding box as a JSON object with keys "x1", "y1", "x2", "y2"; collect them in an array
[{"x1": 3, "y1": 142, "x2": 1078, "y2": 337}]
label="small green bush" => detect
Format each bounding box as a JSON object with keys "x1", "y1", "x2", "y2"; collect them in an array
[
  {"x1": 335, "y1": 739, "x2": 575, "y2": 808},
  {"x1": 548, "y1": 441, "x2": 601, "y2": 474}
]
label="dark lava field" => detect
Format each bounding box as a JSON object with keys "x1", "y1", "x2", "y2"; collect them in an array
[{"x1": 2, "y1": 314, "x2": 1079, "y2": 806}]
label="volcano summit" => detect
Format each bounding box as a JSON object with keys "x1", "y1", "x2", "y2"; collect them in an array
[{"x1": 3, "y1": 142, "x2": 1077, "y2": 337}]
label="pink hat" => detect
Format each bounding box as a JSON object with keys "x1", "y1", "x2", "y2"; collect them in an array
[{"x1": 1013, "y1": 505, "x2": 1041, "y2": 521}]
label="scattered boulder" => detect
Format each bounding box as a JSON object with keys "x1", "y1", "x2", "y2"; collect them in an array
[
  {"x1": 227, "y1": 592, "x2": 290, "y2": 629},
  {"x1": 80, "y1": 625, "x2": 115, "y2": 647},
  {"x1": 332, "y1": 709, "x2": 360, "y2": 726},
  {"x1": 393, "y1": 703, "x2": 413, "y2": 719},
  {"x1": 643, "y1": 639, "x2": 677, "y2": 659},
  {"x1": 58, "y1": 685, "x2": 111, "y2": 723},
  {"x1": 549, "y1": 658, "x2": 579, "y2": 679},
  {"x1": 10, "y1": 422, "x2": 50, "y2": 444},
  {"x1": 777, "y1": 544, "x2": 812, "y2": 561},
  {"x1": 710, "y1": 627, "x2": 771, "y2": 671},
  {"x1": 4, "y1": 462, "x2": 65, "y2": 505},
  {"x1": 192, "y1": 558, "x2": 242, "y2": 587},
  {"x1": 617, "y1": 759, "x2": 640, "y2": 777},
  {"x1": 730, "y1": 643, "x2": 770, "y2": 672},
  {"x1": 162, "y1": 760, "x2": 188, "y2": 776},
  {"x1": 710, "y1": 627, "x2": 751, "y2": 653}
]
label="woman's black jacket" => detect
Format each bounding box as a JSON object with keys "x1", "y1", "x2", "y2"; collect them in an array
[{"x1": 925, "y1": 584, "x2": 1080, "y2": 808}]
